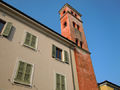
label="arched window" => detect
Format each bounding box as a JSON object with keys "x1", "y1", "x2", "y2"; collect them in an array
[
  {"x1": 63, "y1": 21, "x2": 67, "y2": 28},
  {"x1": 73, "y1": 22, "x2": 75, "y2": 28},
  {"x1": 75, "y1": 14, "x2": 77, "y2": 18},
  {"x1": 63, "y1": 10, "x2": 66, "y2": 14},
  {"x1": 71, "y1": 11, "x2": 73, "y2": 15}
]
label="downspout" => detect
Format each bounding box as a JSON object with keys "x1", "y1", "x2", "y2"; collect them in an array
[{"x1": 69, "y1": 47, "x2": 76, "y2": 90}]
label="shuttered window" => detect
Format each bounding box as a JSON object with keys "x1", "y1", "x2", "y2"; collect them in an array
[
  {"x1": 52, "y1": 45, "x2": 69, "y2": 64},
  {"x1": 0, "y1": 19, "x2": 13, "y2": 37},
  {"x1": 56, "y1": 73, "x2": 65, "y2": 90},
  {"x1": 24, "y1": 32, "x2": 37, "y2": 49},
  {"x1": 14, "y1": 61, "x2": 33, "y2": 85}
]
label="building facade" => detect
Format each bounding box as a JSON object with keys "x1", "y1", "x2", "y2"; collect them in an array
[
  {"x1": 98, "y1": 80, "x2": 120, "y2": 90},
  {"x1": 0, "y1": 1, "x2": 98, "y2": 90}
]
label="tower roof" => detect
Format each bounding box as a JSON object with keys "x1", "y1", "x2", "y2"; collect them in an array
[{"x1": 59, "y1": 3, "x2": 82, "y2": 17}]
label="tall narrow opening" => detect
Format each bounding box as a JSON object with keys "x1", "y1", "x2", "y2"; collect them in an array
[
  {"x1": 75, "y1": 38, "x2": 78, "y2": 45},
  {"x1": 0, "y1": 19, "x2": 6, "y2": 33},
  {"x1": 73, "y1": 22, "x2": 75, "y2": 28},
  {"x1": 63, "y1": 21, "x2": 67, "y2": 28},
  {"x1": 80, "y1": 41, "x2": 83, "y2": 48}
]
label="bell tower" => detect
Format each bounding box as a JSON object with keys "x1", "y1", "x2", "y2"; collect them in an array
[{"x1": 59, "y1": 4, "x2": 98, "y2": 90}]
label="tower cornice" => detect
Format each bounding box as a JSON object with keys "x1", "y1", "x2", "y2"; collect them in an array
[{"x1": 59, "y1": 3, "x2": 82, "y2": 17}]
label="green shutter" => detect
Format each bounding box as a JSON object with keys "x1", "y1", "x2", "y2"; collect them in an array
[
  {"x1": 52, "y1": 45, "x2": 56, "y2": 58},
  {"x1": 3, "y1": 22, "x2": 12, "y2": 37},
  {"x1": 24, "y1": 32, "x2": 31, "y2": 46},
  {"x1": 61, "y1": 75, "x2": 65, "y2": 90},
  {"x1": 64, "y1": 50, "x2": 69, "y2": 64},
  {"x1": 56, "y1": 74, "x2": 60, "y2": 90},
  {"x1": 30, "y1": 35, "x2": 36, "y2": 48},
  {"x1": 24, "y1": 64, "x2": 32, "y2": 84},
  {"x1": 15, "y1": 61, "x2": 25, "y2": 81}
]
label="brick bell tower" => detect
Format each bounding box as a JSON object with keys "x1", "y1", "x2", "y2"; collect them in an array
[{"x1": 59, "y1": 4, "x2": 98, "y2": 90}]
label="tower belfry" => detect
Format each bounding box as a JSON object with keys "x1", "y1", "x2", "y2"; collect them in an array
[{"x1": 59, "y1": 4, "x2": 98, "y2": 90}]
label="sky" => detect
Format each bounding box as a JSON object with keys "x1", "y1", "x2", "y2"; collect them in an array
[{"x1": 3, "y1": 0, "x2": 120, "y2": 85}]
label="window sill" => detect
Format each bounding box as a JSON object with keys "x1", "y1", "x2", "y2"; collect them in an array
[
  {"x1": 13, "y1": 81, "x2": 32, "y2": 87},
  {"x1": 53, "y1": 57, "x2": 69, "y2": 64},
  {"x1": 23, "y1": 44, "x2": 37, "y2": 51}
]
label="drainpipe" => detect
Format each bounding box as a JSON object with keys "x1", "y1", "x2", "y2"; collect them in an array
[{"x1": 69, "y1": 47, "x2": 76, "y2": 90}]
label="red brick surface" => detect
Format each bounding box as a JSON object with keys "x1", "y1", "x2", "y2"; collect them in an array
[
  {"x1": 60, "y1": 6, "x2": 98, "y2": 90},
  {"x1": 74, "y1": 50, "x2": 98, "y2": 90}
]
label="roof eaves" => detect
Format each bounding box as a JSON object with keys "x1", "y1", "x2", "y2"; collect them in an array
[{"x1": 0, "y1": 0, "x2": 90, "y2": 54}]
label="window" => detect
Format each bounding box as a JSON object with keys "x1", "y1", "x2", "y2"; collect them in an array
[
  {"x1": 52, "y1": 45, "x2": 69, "y2": 64},
  {"x1": 0, "y1": 19, "x2": 13, "y2": 37},
  {"x1": 80, "y1": 41, "x2": 83, "y2": 48},
  {"x1": 56, "y1": 47, "x2": 62, "y2": 60},
  {"x1": 52, "y1": 45, "x2": 62, "y2": 60},
  {"x1": 77, "y1": 25, "x2": 79, "y2": 30},
  {"x1": 56, "y1": 73, "x2": 65, "y2": 90},
  {"x1": 63, "y1": 10, "x2": 66, "y2": 14},
  {"x1": 0, "y1": 19, "x2": 6, "y2": 33},
  {"x1": 75, "y1": 14, "x2": 77, "y2": 18},
  {"x1": 14, "y1": 61, "x2": 33, "y2": 86},
  {"x1": 24, "y1": 32, "x2": 37, "y2": 49},
  {"x1": 75, "y1": 38, "x2": 78, "y2": 45},
  {"x1": 73, "y1": 22, "x2": 75, "y2": 28},
  {"x1": 71, "y1": 11, "x2": 73, "y2": 15},
  {"x1": 63, "y1": 22, "x2": 67, "y2": 28}
]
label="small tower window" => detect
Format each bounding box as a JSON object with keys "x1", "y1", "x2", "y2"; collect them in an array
[
  {"x1": 71, "y1": 11, "x2": 73, "y2": 15},
  {"x1": 63, "y1": 10, "x2": 66, "y2": 14},
  {"x1": 77, "y1": 25, "x2": 80, "y2": 30},
  {"x1": 80, "y1": 41, "x2": 83, "y2": 48},
  {"x1": 75, "y1": 14, "x2": 77, "y2": 18},
  {"x1": 63, "y1": 22, "x2": 67, "y2": 28},
  {"x1": 73, "y1": 22, "x2": 75, "y2": 28},
  {"x1": 75, "y1": 38, "x2": 78, "y2": 45}
]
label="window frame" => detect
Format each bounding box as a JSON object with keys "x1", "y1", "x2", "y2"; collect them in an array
[
  {"x1": 23, "y1": 32, "x2": 38, "y2": 51},
  {"x1": 55, "y1": 46, "x2": 62, "y2": 61},
  {"x1": 52, "y1": 45, "x2": 69, "y2": 64},
  {"x1": 13, "y1": 60, "x2": 34, "y2": 86},
  {"x1": 55, "y1": 73, "x2": 66, "y2": 90}
]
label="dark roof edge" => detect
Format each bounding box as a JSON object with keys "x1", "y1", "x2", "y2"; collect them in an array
[
  {"x1": 59, "y1": 3, "x2": 82, "y2": 17},
  {"x1": 0, "y1": 0, "x2": 90, "y2": 54},
  {"x1": 98, "y1": 80, "x2": 120, "y2": 88}
]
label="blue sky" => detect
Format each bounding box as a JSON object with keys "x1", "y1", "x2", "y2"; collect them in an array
[{"x1": 3, "y1": 0, "x2": 120, "y2": 85}]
